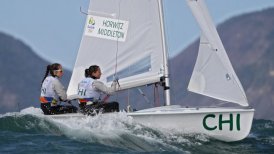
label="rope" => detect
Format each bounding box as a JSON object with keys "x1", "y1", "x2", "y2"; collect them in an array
[
  {"x1": 154, "y1": 83, "x2": 160, "y2": 107},
  {"x1": 137, "y1": 88, "x2": 150, "y2": 105},
  {"x1": 114, "y1": 0, "x2": 122, "y2": 76},
  {"x1": 127, "y1": 89, "x2": 130, "y2": 107},
  {"x1": 103, "y1": 0, "x2": 122, "y2": 104}
]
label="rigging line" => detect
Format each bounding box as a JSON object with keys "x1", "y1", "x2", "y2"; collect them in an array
[
  {"x1": 80, "y1": 6, "x2": 88, "y2": 15},
  {"x1": 163, "y1": 83, "x2": 166, "y2": 106},
  {"x1": 127, "y1": 89, "x2": 130, "y2": 107},
  {"x1": 114, "y1": 0, "x2": 122, "y2": 77},
  {"x1": 154, "y1": 84, "x2": 160, "y2": 107},
  {"x1": 80, "y1": 6, "x2": 115, "y2": 17},
  {"x1": 137, "y1": 88, "x2": 151, "y2": 106},
  {"x1": 109, "y1": 0, "x2": 122, "y2": 104}
]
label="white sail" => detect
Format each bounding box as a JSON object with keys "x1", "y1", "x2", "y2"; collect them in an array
[
  {"x1": 187, "y1": 0, "x2": 248, "y2": 106},
  {"x1": 67, "y1": 0, "x2": 165, "y2": 97}
]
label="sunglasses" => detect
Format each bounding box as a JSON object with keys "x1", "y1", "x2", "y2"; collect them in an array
[{"x1": 55, "y1": 69, "x2": 63, "y2": 73}]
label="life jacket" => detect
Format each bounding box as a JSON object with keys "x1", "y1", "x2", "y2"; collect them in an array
[
  {"x1": 78, "y1": 77, "x2": 101, "y2": 103},
  {"x1": 40, "y1": 76, "x2": 58, "y2": 106}
]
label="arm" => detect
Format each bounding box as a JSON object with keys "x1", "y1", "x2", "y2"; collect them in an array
[
  {"x1": 92, "y1": 80, "x2": 117, "y2": 95},
  {"x1": 52, "y1": 78, "x2": 67, "y2": 101}
]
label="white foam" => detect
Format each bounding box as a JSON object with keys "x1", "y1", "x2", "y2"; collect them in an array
[
  {"x1": 46, "y1": 112, "x2": 191, "y2": 152},
  {"x1": 0, "y1": 107, "x2": 206, "y2": 152},
  {"x1": 20, "y1": 107, "x2": 44, "y2": 115}
]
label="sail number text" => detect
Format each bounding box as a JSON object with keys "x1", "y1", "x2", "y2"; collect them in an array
[{"x1": 203, "y1": 113, "x2": 240, "y2": 131}]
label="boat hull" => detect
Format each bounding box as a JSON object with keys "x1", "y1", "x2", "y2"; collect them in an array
[
  {"x1": 48, "y1": 105, "x2": 254, "y2": 142},
  {"x1": 127, "y1": 106, "x2": 254, "y2": 142}
]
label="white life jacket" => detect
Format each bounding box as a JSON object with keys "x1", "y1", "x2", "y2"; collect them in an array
[
  {"x1": 40, "y1": 76, "x2": 58, "y2": 104},
  {"x1": 78, "y1": 77, "x2": 101, "y2": 101}
]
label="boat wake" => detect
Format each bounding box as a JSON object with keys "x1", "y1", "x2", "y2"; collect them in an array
[
  {"x1": 1, "y1": 107, "x2": 274, "y2": 153},
  {"x1": 0, "y1": 107, "x2": 210, "y2": 152}
]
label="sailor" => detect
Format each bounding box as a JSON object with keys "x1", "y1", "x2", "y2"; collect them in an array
[
  {"x1": 77, "y1": 65, "x2": 119, "y2": 114},
  {"x1": 40, "y1": 63, "x2": 77, "y2": 115}
]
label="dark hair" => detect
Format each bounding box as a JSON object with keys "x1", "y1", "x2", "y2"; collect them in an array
[
  {"x1": 84, "y1": 69, "x2": 90, "y2": 78},
  {"x1": 41, "y1": 63, "x2": 61, "y2": 86},
  {"x1": 86, "y1": 65, "x2": 99, "y2": 79}
]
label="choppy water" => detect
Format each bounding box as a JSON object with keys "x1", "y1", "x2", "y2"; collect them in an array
[{"x1": 0, "y1": 107, "x2": 273, "y2": 154}]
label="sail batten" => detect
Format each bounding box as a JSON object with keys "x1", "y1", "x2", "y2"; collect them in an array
[{"x1": 187, "y1": 0, "x2": 248, "y2": 106}]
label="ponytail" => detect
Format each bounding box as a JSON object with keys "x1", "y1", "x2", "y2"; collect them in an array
[
  {"x1": 41, "y1": 65, "x2": 51, "y2": 86},
  {"x1": 85, "y1": 69, "x2": 90, "y2": 77}
]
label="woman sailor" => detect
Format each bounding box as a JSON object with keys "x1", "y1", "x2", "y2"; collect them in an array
[
  {"x1": 77, "y1": 65, "x2": 119, "y2": 114},
  {"x1": 40, "y1": 63, "x2": 77, "y2": 115}
]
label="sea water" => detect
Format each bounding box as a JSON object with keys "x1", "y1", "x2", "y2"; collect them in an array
[{"x1": 0, "y1": 107, "x2": 273, "y2": 154}]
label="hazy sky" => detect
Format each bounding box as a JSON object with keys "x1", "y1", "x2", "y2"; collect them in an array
[{"x1": 0, "y1": 0, "x2": 274, "y2": 69}]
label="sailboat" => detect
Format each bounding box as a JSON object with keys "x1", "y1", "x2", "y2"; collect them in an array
[{"x1": 50, "y1": 0, "x2": 254, "y2": 142}]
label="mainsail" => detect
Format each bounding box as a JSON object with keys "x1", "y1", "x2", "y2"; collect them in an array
[
  {"x1": 187, "y1": 0, "x2": 248, "y2": 106},
  {"x1": 67, "y1": 0, "x2": 165, "y2": 97}
]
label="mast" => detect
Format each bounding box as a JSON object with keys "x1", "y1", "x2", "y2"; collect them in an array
[{"x1": 158, "y1": 0, "x2": 171, "y2": 106}]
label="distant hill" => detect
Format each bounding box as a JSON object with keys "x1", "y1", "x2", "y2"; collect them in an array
[
  {"x1": 0, "y1": 32, "x2": 71, "y2": 113},
  {"x1": 170, "y1": 8, "x2": 274, "y2": 120},
  {"x1": 0, "y1": 7, "x2": 273, "y2": 121}
]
